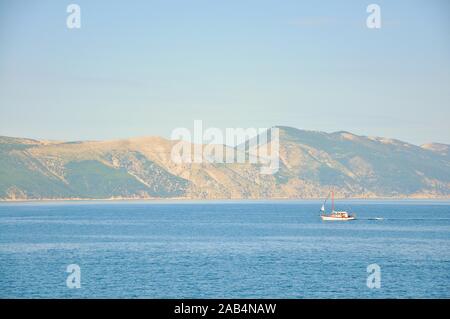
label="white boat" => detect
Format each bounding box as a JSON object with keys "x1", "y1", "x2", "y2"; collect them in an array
[
  {"x1": 320, "y1": 191, "x2": 356, "y2": 221},
  {"x1": 321, "y1": 212, "x2": 356, "y2": 221}
]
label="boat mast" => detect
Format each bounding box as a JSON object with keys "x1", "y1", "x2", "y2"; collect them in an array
[{"x1": 331, "y1": 191, "x2": 334, "y2": 212}]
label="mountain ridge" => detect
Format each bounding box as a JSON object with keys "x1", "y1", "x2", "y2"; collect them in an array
[{"x1": 1, "y1": 127, "x2": 449, "y2": 200}]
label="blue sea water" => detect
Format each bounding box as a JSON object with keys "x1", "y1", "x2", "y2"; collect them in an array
[{"x1": 0, "y1": 200, "x2": 449, "y2": 298}]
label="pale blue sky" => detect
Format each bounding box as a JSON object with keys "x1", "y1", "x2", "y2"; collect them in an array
[{"x1": 0, "y1": 0, "x2": 449, "y2": 144}]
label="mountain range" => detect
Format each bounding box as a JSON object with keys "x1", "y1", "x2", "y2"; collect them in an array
[{"x1": 1, "y1": 126, "x2": 449, "y2": 200}]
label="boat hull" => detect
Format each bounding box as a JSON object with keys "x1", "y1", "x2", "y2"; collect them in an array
[{"x1": 321, "y1": 215, "x2": 356, "y2": 221}]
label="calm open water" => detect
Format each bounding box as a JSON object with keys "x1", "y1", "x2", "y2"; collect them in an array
[{"x1": 0, "y1": 200, "x2": 449, "y2": 298}]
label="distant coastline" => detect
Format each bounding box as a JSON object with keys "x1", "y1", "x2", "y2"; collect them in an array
[
  {"x1": 1, "y1": 195, "x2": 450, "y2": 204},
  {"x1": 1, "y1": 127, "x2": 449, "y2": 201}
]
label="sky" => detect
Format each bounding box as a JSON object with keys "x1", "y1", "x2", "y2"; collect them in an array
[{"x1": 0, "y1": 0, "x2": 449, "y2": 145}]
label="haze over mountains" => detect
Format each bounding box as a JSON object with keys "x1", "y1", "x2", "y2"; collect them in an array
[{"x1": 0, "y1": 127, "x2": 449, "y2": 200}]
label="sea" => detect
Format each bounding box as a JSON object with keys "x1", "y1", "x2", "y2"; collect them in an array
[{"x1": 0, "y1": 200, "x2": 449, "y2": 298}]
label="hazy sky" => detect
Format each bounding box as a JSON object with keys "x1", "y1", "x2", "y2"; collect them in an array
[{"x1": 0, "y1": 0, "x2": 449, "y2": 145}]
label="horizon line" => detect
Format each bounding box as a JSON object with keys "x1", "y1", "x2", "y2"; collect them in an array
[{"x1": 0, "y1": 125, "x2": 448, "y2": 147}]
